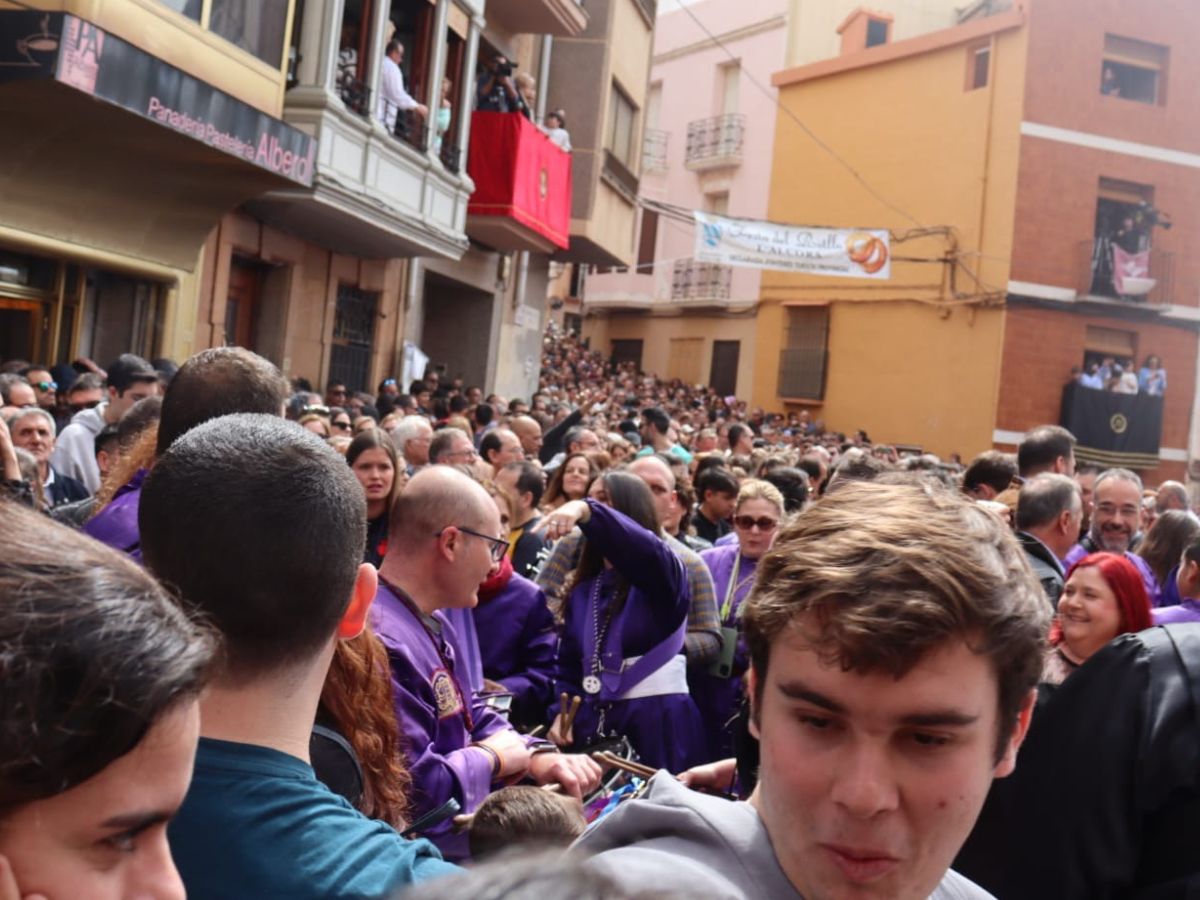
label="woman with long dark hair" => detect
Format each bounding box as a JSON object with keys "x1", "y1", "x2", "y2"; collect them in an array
[
  {"x1": 543, "y1": 471, "x2": 704, "y2": 772},
  {"x1": 347, "y1": 429, "x2": 403, "y2": 567},
  {"x1": 1044, "y1": 551, "x2": 1153, "y2": 684}
]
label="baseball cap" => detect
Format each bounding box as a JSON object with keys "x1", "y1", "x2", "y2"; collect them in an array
[{"x1": 105, "y1": 354, "x2": 159, "y2": 392}]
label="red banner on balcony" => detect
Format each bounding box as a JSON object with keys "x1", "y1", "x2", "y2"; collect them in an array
[{"x1": 467, "y1": 111, "x2": 572, "y2": 250}]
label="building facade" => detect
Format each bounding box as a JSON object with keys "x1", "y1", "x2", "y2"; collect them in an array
[
  {"x1": 578, "y1": 0, "x2": 786, "y2": 399},
  {"x1": 757, "y1": 0, "x2": 1199, "y2": 482}
]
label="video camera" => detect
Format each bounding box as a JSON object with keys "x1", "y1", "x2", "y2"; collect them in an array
[{"x1": 494, "y1": 59, "x2": 515, "y2": 78}]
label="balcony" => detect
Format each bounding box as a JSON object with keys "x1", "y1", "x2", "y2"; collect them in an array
[
  {"x1": 246, "y1": 87, "x2": 470, "y2": 260},
  {"x1": 685, "y1": 114, "x2": 745, "y2": 171},
  {"x1": 1077, "y1": 238, "x2": 1174, "y2": 307},
  {"x1": 465, "y1": 112, "x2": 572, "y2": 254},
  {"x1": 643, "y1": 129, "x2": 669, "y2": 173},
  {"x1": 581, "y1": 270, "x2": 655, "y2": 310},
  {"x1": 484, "y1": 0, "x2": 588, "y2": 37},
  {"x1": 672, "y1": 259, "x2": 732, "y2": 304}
]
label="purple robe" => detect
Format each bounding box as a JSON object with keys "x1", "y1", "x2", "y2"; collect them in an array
[
  {"x1": 372, "y1": 581, "x2": 509, "y2": 860},
  {"x1": 440, "y1": 606, "x2": 484, "y2": 698},
  {"x1": 693, "y1": 543, "x2": 757, "y2": 762},
  {"x1": 82, "y1": 469, "x2": 148, "y2": 560},
  {"x1": 472, "y1": 571, "x2": 557, "y2": 727},
  {"x1": 1064, "y1": 543, "x2": 1158, "y2": 604},
  {"x1": 1152, "y1": 570, "x2": 1200, "y2": 623},
  {"x1": 555, "y1": 501, "x2": 705, "y2": 773}
]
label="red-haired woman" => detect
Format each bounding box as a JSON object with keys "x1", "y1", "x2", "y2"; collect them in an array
[{"x1": 1043, "y1": 551, "x2": 1153, "y2": 684}]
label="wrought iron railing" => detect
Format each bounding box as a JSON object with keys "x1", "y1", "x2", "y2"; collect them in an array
[
  {"x1": 685, "y1": 113, "x2": 745, "y2": 166},
  {"x1": 642, "y1": 128, "x2": 668, "y2": 172},
  {"x1": 671, "y1": 259, "x2": 732, "y2": 302}
]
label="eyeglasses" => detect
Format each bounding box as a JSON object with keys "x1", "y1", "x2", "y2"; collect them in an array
[
  {"x1": 438, "y1": 525, "x2": 508, "y2": 561},
  {"x1": 444, "y1": 447, "x2": 479, "y2": 461},
  {"x1": 733, "y1": 515, "x2": 778, "y2": 532},
  {"x1": 383, "y1": 378, "x2": 397, "y2": 387},
  {"x1": 33, "y1": 381, "x2": 57, "y2": 392}
]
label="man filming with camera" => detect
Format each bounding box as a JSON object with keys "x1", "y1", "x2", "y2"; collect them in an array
[{"x1": 476, "y1": 54, "x2": 529, "y2": 116}]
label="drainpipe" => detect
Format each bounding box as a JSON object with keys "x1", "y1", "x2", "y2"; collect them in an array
[{"x1": 537, "y1": 35, "x2": 553, "y2": 123}]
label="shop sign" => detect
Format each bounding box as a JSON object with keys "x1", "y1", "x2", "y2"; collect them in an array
[{"x1": 0, "y1": 11, "x2": 315, "y2": 186}]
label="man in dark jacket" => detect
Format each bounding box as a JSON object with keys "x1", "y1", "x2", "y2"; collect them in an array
[
  {"x1": 1015, "y1": 473, "x2": 1083, "y2": 609},
  {"x1": 956, "y1": 624, "x2": 1200, "y2": 898}
]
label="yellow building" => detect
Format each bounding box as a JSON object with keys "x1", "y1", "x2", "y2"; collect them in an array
[
  {"x1": 0, "y1": 0, "x2": 310, "y2": 368},
  {"x1": 755, "y1": 6, "x2": 1027, "y2": 457}
]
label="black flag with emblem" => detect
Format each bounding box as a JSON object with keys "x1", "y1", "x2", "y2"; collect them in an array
[{"x1": 1060, "y1": 383, "x2": 1163, "y2": 469}]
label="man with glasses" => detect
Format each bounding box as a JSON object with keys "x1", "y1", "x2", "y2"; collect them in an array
[
  {"x1": 373, "y1": 467, "x2": 601, "y2": 860},
  {"x1": 429, "y1": 428, "x2": 479, "y2": 465},
  {"x1": 19, "y1": 366, "x2": 57, "y2": 411},
  {"x1": 324, "y1": 379, "x2": 348, "y2": 407},
  {"x1": 1063, "y1": 467, "x2": 1157, "y2": 598}
]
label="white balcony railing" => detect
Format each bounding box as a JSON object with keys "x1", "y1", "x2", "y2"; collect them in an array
[
  {"x1": 671, "y1": 259, "x2": 732, "y2": 302},
  {"x1": 685, "y1": 114, "x2": 745, "y2": 170}
]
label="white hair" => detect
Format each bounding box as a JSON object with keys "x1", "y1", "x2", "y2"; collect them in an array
[{"x1": 5, "y1": 406, "x2": 56, "y2": 437}]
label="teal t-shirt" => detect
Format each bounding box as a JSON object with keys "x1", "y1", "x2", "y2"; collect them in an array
[
  {"x1": 635, "y1": 444, "x2": 694, "y2": 464},
  {"x1": 170, "y1": 738, "x2": 459, "y2": 899}
]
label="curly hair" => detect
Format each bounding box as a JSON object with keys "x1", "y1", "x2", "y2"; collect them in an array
[{"x1": 319, "y1": 627, "x2": 411, "y2": 827}]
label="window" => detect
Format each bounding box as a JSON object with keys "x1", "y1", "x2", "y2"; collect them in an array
[
  {"x1": 778, "y1": 306, "x2": 829, "y2": 399},
  {"x1": 329, "y1": 285, "x2": 379, "y2": 392},
  {"x1": 637, "y1": 210, "x2": 659, "y2": 271},
  {"x1": 866, "y1": 17, "x2": 890, "y2": 48},
  {"x1": 606, "y1": 83, "x2": 638, "y2": 170},
  {"x1": 209, "y1": 0, "x2": 290, "y2": 67},
  {"x1": 1101, "y1": 35, "x2": 1168, "y2": 105},
  {"x1": 156, "y1": 0, "x2": 201, "y2": 21},
  {"x1": 719, "y1": 62, "x2": 740, "y2": 116},
  {"x1": 967, "y1": 44, "x2": 990, "y2": 90},
  {"x1": 703, "y1": 192, "x2": 729, "y2": 215}
]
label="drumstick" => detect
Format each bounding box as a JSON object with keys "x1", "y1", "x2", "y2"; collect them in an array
[
  {"x1": 528, "y1": 724, "x2": 547, "y2": 737},
  {"x1": 559, "y1": 691, "x2": 569, "y2": 723},
  {"x1": 540, "y1": 782, "x2": 564, "y2": 793},
  {"x1": 592, "y1": 751, "x2": 658, "y2": 780},
  {"x1": 562, "y1": 695, "x2": 583, "y2": 733}
]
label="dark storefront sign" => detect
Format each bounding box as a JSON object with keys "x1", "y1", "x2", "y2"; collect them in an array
[
  {"x1": 1061, "y1": 382, "x2": 1163, "y2": 470},
  {"x1": 0, "y1": 11, "x2": 314, "y2": 186}
]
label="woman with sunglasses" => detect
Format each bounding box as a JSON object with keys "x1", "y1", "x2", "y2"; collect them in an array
[
  {"x1": 693, "y1": 479, "x2": 786, "y2": 761},
  {"x1": 543, "y1": 471, "x2": 704, "y2": 773},
  {"x1": 329, "y1": 407, "x2": 353, "y2": 435}
]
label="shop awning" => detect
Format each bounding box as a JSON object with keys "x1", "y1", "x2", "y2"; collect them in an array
[{"x1": 0, "y1": 12, "x2": 316, "y2": 272}]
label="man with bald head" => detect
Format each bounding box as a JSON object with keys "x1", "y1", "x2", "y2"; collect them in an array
[
  {"x1": 373, "y1": 467, "x2": 600, "y2": 860},
  {"x1": 508, "y1": 415, "x2": 543, "y2": 460},
  {"x1": 1156, "y1": 480, "x2": 1192, "y2": 515}
]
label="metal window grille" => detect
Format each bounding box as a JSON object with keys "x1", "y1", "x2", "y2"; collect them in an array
[
  {"x1": 671, "y1": 259, "x2": 732, "y2": 301},
  {"x1": 329, "y1": 285, "x2": 379, "y2": 392},
  {"x1": 685, "y1": 114, "x2": 745, "y2": 165},
  {"x1": 777, "y1": 306, "x2": 829, "y2": 399}
]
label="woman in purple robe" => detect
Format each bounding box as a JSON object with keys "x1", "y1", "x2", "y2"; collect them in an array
[
  {"x1": 544, "y1": 471, "x2": 704, "y2": 773},
  {"x1": 694, "y1": 479, "x2": 786, "y2": 762}
]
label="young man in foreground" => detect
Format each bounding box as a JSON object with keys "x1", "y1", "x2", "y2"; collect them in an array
[{"x1": 577, "y1": 480, "x2": 1047, "y2": 899}]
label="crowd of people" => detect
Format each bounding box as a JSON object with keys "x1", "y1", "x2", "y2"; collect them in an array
[
  {"x1": 1, "y1": 329, "x2": 1198, "y2": 898},
  {"x1": 1072, "y1": 354, "x2": 1167, "y2": 395}
]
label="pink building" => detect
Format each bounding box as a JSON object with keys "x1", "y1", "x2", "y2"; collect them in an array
[{"x1": 581, "y1": 0, "x2": 788, "y2": 397}]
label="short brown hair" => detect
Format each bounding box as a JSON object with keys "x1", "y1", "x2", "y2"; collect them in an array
[
  {"x1": 468, "y1": 786, "x2": 585, "y2": 860},
  {"x1": 743, "y1": 481, "x2": 1048, "y2": 760}
]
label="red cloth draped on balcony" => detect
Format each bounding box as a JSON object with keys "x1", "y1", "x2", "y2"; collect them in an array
[{"x1": 467, "y1": 111, "x2": 572, "y2": 250}]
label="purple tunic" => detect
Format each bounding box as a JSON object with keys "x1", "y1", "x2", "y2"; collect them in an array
[
  {"x1": 471, "y1": 572, "x2": 557, "y2": 727},
  {"x1": 1153, "y1": 600, "x2": 1200, "y2": 624},
  {"x1": 1064, "y1": 543, "x2": 1158, "y2": 604},
  {"x1": 693, "y1": 543, "x2": 757, "y2": 762},
  {"x1": 440, "y1": 606, "x2": 484, "y2": 698},
  {"x1": 555, "y1": 501, "x2": 705, "y2": 773},
  {"x1": 82, "y1": 469, "x2": 148, "y2": 559},
  {"x1": 372, "y1": 581, "x2": 509, "y2": 860}
]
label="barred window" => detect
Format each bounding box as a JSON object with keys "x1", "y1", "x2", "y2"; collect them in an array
[{"x1": 777, "y1": 306, "x2": 829, "y2": 400}]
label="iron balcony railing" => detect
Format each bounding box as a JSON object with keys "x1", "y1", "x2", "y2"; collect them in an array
[
  {"x1": 642, "y1": 128, "x2": 668, "y2": 172},
  {"x1": 671, "y1": 259, "x2": 732, "y2": 302},
  {"x1": 685, "y1": 113, "x2": 745, "y2": 167}
]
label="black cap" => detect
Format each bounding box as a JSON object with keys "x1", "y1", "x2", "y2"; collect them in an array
[{"x1": 105, "y1": 354, "x2": 158, "y2": 392}]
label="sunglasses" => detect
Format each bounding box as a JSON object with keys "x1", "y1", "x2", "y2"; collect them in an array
[
  {"x1": 439, "y1": 525, "x2": 508, "y2": 561},
  {"x1": 331, "y1": 420, "x2": 352, "y2": 430},
  {"x1": 733, "y1": 515, "x2": 778, "y2": 532},
  {"x1": 33, "y1": 381, "x2": 57, "y2": 391},
  {"x1": 70, "y1": 399, "x2": 102, "y2": 411},
  {"x1": 303, "y1": 405, "x2": 331, "y2": 416}
]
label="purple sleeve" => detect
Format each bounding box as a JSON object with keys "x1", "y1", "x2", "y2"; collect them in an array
[
  {"x1": 497, "y1": 587, "x2": 557, "y2": 711},
  {"x1": 578, "y1": 499, "x2": 686, "y2": 602}
]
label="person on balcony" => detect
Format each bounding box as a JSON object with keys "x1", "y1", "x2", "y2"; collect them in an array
[
  {"x1": 378, "y1": 40, "x2": 427, "y2": 135},
  {"x1": 545, "y1": 109, "x2": 572, "y2": 152},
  {"x1": 476, "y1": 55, "x2": 529, "y2": 116},
  {"x1": 1139, "y1": 355, "x2": 1167, "y2": 396}
]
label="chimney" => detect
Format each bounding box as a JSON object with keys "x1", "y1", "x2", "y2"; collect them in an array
[{"x1": 836, "y1": 8, "x2": 894, "y2": 55}]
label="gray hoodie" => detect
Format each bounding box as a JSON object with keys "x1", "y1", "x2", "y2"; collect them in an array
[
  {"x1": 575, "y1": 774, "x2": 994, "y2": 900},
  {"x1": 50, "y1": 403, "x2": 107, "y2": 494}
]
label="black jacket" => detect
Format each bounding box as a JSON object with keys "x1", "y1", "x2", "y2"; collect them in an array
[
  {"x1": 955, "y1": 625, "x2": 1200, "y2": 899},
  {"x1": 1016, "y1": 530, "x2": 1065, "y2": 611}
]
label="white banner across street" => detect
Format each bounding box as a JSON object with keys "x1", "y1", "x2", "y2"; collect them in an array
[{"x1": 693, "y1": 211, "x2": 891, "y2": 280}]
